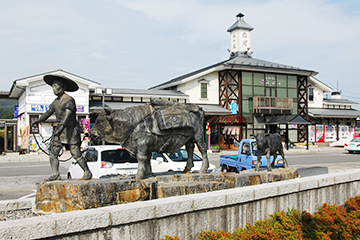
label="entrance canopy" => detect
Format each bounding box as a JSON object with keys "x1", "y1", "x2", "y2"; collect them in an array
[
  {"x1": 207, "y1": 114, "x2": 246, "y2": 124},
  {"x1": 265, "y1": 115, "x2": 310, "y2": 125},
  {"x1": 265, "y1": 115, "x2": 310, "y2": 150}
]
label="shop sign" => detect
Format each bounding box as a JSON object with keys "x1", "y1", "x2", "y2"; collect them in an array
[
  {"x1": 31, "y1": 105, "x2": 44, "y2": 112},
  {"x1": 14, "y1": 105, "x2": 18, "y2": 118},
  {"x1": 76, "y1": 106, "x2": 84, "y2": 112},
  {"x1": 231, "y1": 102, "x2": 237, "y2": 114}
]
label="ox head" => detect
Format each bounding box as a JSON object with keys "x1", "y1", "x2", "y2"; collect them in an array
[
  {"x1": 90, "y1": 108, "x2": 116, "y2": 144},
  {"x1": 250, "y1": 133, "x2": 270, "y2": 150}
]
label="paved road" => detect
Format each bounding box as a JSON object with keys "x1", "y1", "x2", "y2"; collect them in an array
[
  {"x1": 0, "y1": 161, "x2": 71, "y2": 200},
  {"x1": 0, "y1": 148, "x2": 359, "y2": 200}
]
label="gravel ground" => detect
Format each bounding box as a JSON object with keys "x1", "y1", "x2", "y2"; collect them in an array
[{"x1": 0, "y1": 209, "x2": 38, "y2": 221}]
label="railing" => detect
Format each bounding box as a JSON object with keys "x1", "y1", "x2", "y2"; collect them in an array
[{"x1": 253, "y1": 96, "x2": 293, "y2": 114}]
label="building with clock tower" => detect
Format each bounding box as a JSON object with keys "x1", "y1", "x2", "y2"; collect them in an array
[{"x1": 150, "y1": 13, "x2": 344, "y2": 150}]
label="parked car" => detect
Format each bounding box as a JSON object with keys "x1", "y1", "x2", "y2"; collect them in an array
[
  {"x1": 344, "y1": 137, "x2": 360, "y2": 153},
  {"x1": 67, "y1": 145, "x2": 138, "y2": 179},
  {"x1": 67, "y1": 145, "x2": 217, "y2": 179},
  {"x1": 150, "y1": 149, "x2": 218, "y2": 173}
]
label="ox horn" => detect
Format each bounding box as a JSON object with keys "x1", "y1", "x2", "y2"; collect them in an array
[{"x1": 103, "y1": 108, "x2": 112, "y2": 115}]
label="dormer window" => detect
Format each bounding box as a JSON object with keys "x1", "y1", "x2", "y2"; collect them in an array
[{"x1": 198, "y1": 79, "x2": 209, "y2": 99}]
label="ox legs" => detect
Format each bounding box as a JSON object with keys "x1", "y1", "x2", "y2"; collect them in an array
[
  {"x1": 136, "y1": 151, "x2": 152, "y2": 179},
  {"x1": 194, "y1": 135, "x2": 209, "y2": 174},
  {"x1": 183, "y1": 141, "x2": 195, "y2": 173},
  {"x1": 266, "y1": 152, "x2": 273, "y2": 172},
  {"x1": 255, "y1": 155, "x2": 261, "y2": 172},
  {"x1": 279, "y1": 147, "x2": 289, "y2": 168},
  {"x1": 255, "y1": 153, "x2": 273, "y2": 172}
]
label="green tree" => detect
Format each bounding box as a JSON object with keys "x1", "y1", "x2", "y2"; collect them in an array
[{"x1": 0, "y1": 99, "x2": 17, "y2": 119}]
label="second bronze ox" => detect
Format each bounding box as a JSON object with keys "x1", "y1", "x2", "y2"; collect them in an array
[
  {"x1": 251, "y1": 133, "x2": 289, "y2": 171},
  {"x1": 90, "y1": 98, "x2": 209, "y2": 179}
]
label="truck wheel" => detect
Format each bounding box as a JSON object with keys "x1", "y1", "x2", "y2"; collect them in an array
[{"x1": 221, "y1": 165, "x2": 228, "y2": 173}]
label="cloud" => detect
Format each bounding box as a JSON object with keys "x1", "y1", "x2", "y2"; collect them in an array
[{"x1": 1, "y1": 0, "x2": 360, "y2": 108}]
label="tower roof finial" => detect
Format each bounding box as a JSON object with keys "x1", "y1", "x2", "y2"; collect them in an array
[{"x1": 236, "y1": 13, "x2": 244, "y2": 20}]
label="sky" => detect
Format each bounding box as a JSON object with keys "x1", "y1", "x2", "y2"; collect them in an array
[{"x1": 1, "y1": 0, "x2": 360, "y2": 106}]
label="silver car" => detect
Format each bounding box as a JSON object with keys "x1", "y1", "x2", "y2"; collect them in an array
[{"x1": 344, "y1": 137, "x2": 360, "y2": 153}]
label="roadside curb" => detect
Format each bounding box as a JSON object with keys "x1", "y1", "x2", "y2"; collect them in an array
[
  {"x1": 207, "y1": 146, "x2": 347, "y2": 156},
  {"x1": 0, "y1": 152, "x2": 72, "y2": 164},
  {"x1": 0, "y1": 147, "x2": 348, "y2": 164}
]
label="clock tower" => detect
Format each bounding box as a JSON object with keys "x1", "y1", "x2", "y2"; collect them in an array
[{"x1": 227, "y1": 13, "x2": 254, "y2": 55}]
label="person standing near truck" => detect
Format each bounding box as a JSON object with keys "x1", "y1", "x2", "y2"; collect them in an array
[{"x1": 32, "y1": 75, "x2": 92, "y2": 181}]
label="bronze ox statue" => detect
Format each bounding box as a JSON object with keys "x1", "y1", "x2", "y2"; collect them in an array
[
  {"x1": 251, "y1": 133, "x2": 289, "y2": 172},
  {"x1": 90, "y1": 98, "x2": 209, "y2": 179}
]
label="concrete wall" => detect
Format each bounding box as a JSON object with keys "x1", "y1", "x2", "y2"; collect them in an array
[{"x1": 1, "y1": 170, "x2": 360, "y2": 239}]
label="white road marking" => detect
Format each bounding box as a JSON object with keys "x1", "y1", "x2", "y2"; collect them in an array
[
  {"x1": 0, "y1": 164, "x2": 50, "y2": 169},
  {"x1": 18, "y1": 190, "x2": 36, "y2": 199}
]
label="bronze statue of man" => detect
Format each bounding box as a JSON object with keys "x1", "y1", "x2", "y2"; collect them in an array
[{"x1": 32, "y1": 75, "x2": 92, "y2": 181}]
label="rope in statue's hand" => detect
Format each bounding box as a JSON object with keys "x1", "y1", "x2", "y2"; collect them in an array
[{"x1": 30, "y1": 125, "x2": 72, "y2": 162}]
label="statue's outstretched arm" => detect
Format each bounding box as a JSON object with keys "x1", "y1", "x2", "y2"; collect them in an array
[{"x1": 32, "y1": 108, "x2": 54, "y2": 126}]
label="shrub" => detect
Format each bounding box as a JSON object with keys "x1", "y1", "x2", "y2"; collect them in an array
[
  {"x1": 163, "y1": 195, "x2": 360, "y2": 240},
  {"x1": 160, "y1": 235, "x2": 180, "y2": 240},
  {"x1": 233, "y1": 208, "x2": 304, "y2": 240},
  {"x1": 198, "y1": 229, "x2": 234, "y2": 240}
]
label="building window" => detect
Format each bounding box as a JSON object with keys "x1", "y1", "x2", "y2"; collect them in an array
[
  {"x1": 30, "y1": 115, "x2": 39, "y2": 134},
  {"x1": 309, "y1": 88, "x2": 314, "y2": 101},
  {"x1": 201, "y1": 83, "x2": 207, "y2": 98},
  {"x1": 199, "y1": 79, "x2": 209, "y2": 99}
]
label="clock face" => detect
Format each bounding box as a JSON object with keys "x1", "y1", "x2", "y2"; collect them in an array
[{"x1": 242, "y1": 32, "x2": 247, "y2": 38}]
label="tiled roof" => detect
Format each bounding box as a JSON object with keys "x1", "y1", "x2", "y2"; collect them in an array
[
  {"x1": 323, "y1": 98, "x2": 358, "y2": 105},
  {"x1": 150, "y1": 54, "x2": 317, "y2": 90},
  {"x1": 309, "y1": 108, "x2": 360, "y2": 118},
  {"x1": 266, "y1": 115, "x2": 310, "y2": 125}
]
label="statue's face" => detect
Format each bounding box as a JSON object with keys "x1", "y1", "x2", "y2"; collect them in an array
[{"x1": 52, "y1": 80, "x2": 64, "y2": 96}]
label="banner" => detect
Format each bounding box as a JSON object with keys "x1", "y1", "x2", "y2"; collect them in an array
[
  {"x1": 14, "y1": 105, "x2": 18, "y2": 119},
  {"x1": 20, "y1": 126, "x2": 29, "y2": 149},
  {"x1": 29, "y1": 135, "x2": 39, "y2": 152},
  {"x1": 81, "y1": 119, "x2": 90, "y2": 143},
  {"x1": 81, "y1": 119, "x2": 90, "y2": 149}
]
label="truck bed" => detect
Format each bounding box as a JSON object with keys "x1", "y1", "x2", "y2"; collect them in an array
[{"x1": 220, "y1": 155, "x2": 238, "y2": 161}]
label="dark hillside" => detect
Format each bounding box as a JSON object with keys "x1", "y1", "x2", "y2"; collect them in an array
[{"x1": 0, "y1": 99, "x2": 17, "y2": 119}]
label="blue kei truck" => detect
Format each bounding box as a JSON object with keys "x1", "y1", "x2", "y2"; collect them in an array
[{"x1": 219, "y1": 138, "x2": 285, "y2": 172}]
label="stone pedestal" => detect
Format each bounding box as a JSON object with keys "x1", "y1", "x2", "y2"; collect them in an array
[{"x1": 35, "y1": 168, "x2": 298, "y2": 213}]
